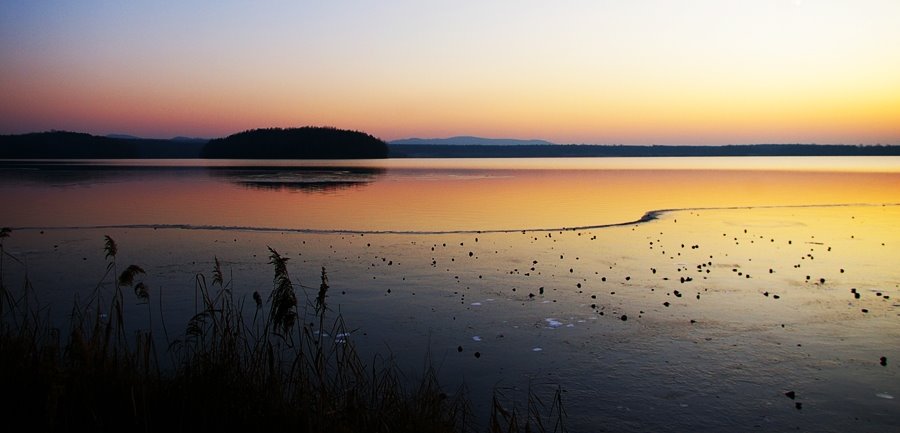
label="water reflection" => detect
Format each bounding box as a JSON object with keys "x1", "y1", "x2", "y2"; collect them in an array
[
  {"x1": 211, "y1": 166, "x2": 384, "y2": 192},
  {"x1": 0, "y1": 161, "x2": 384, "y2": 192},
  {"x1": 1, "y1": 158, "x2": 899, "y2": 231},
  {"x1": 0, "y1": 160, "x2": 161, "y2": 186}
]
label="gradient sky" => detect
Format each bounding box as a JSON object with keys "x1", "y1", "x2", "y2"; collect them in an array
[{"x1": 1, "y1": 0, "x2": 899, "y2": 144}]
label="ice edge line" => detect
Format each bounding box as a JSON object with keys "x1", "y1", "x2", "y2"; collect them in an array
[{"x1": 9, "y1": 202, "x2": 899, "y2": 236}]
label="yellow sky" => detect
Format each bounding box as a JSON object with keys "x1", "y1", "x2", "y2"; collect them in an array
[{"x1": 1, "y1": 1, "x2": 898, "y2": 144}]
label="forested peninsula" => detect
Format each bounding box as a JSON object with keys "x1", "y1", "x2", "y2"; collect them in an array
[{"x1": 0, "y1": 131, "x2": 205, "y2": 159}]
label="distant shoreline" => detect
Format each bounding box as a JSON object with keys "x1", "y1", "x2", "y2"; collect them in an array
[
  {"x1": 388, "y1": 143, "x2": 900, "y2": 158},
  {"x1": 1, "y1": 130, "x2": 898, "y2": 159}
]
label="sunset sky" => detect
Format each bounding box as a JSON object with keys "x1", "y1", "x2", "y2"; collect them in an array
[{"x1": 1, "y1": 1, "x2": 898, "y2": 144}]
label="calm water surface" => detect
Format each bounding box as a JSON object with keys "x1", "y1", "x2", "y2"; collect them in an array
[
  {"x1": 2, "y1": 157, "x2": 899, "y2": 231},
  {"x1": 1, "y1": 157, "x2": 898, "y2": 432}
]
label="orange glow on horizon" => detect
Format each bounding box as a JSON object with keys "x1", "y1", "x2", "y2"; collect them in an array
[{"x1": 1, "y1": 1, "x2": 899, "y2": 144}]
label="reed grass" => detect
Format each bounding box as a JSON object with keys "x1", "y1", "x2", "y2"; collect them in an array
[{"x1": 0, "y1": 230, "x2": 566, "y2": 432}]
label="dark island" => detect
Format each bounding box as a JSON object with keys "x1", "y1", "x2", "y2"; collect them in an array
[{"x1": 201, "y1": 127, "x2": 388, "y2": 159}]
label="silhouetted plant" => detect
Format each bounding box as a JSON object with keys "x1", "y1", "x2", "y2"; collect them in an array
[
  {"x1": 0, "y1": 236, "x2": 566, "y2": 432},
  {"x1": 268, "y1": 246, "x2": 298, "y2": 337}
]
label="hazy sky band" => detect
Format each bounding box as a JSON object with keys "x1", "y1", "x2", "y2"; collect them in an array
[{"x1": 1, "y1": 0, "x2": 898, "y2": 144}]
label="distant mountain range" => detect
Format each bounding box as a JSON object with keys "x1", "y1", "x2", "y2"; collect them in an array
[
  {"x1": 107, "y1": 134, "x2": 210, "y2": 143},
  {"x1": 389, "y1": 136, "x2": 556, "y2": 146}
]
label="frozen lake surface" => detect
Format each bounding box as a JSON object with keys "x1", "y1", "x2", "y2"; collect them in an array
[{"x1": 2, "y1": 157, "x2": 898, "y2": 431}]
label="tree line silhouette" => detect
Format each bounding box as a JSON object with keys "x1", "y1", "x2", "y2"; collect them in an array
[
  {"x1": 201, "y1": 127, "x2": 388, "y2": 159},
  {"x1": 2, "y1": 129, "x2": 897, "y2": 159},
  {"x1": 0, "y1": 127, "x2": 389, "y2": 159},
  {"x1": 0, "y1": 131, "x2": 205, "y2": 159},
  {"x1": 389, "y1": 143, "x2": 900, "y2": 158}
]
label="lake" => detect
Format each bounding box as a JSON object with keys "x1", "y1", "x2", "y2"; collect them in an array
[{"x1": 2, "y1": 157, "x2": 899, "y2": 432}]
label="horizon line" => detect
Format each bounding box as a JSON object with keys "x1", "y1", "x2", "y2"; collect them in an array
[{"x1": 2, "y1": 129, "x2": 898, "y2": 147}]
